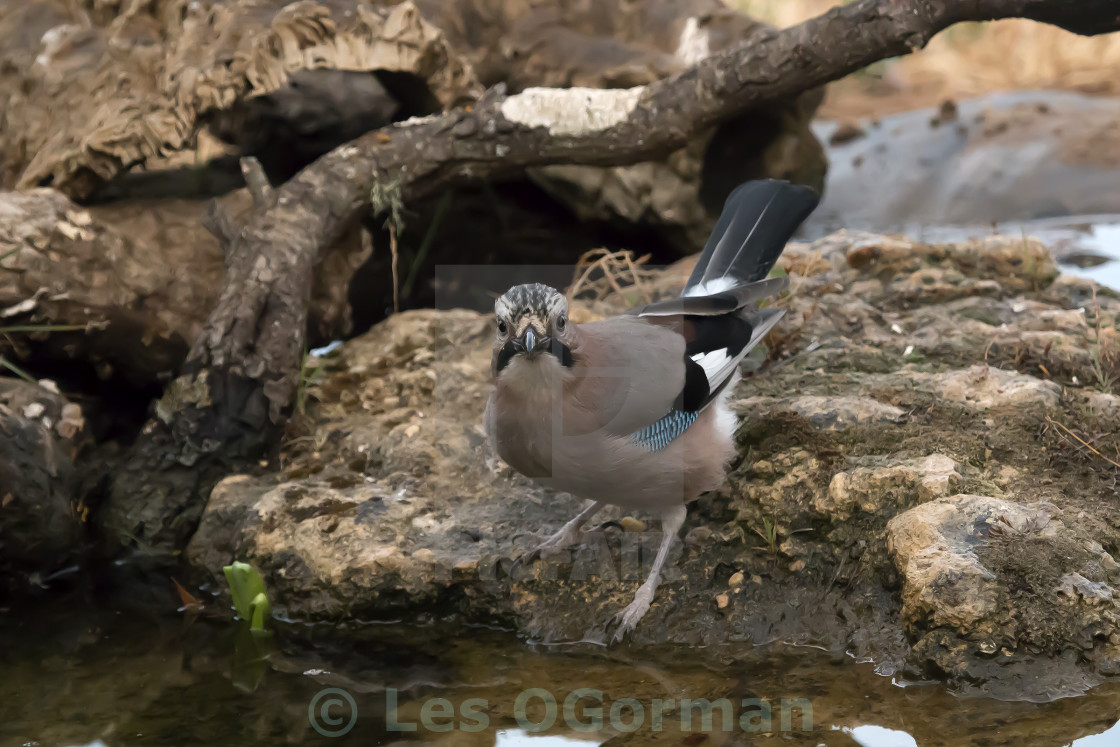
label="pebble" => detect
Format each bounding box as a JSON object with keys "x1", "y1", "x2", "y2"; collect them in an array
[
  {"x1": 728, "y1": 571, "x2": 745, "y2": 588},
  {"x1": 684, "y1": 526, "x2": 712, "y2": 547},
  {"x1": 620, "y1": 516, "x2": 647, "y2": 532}
]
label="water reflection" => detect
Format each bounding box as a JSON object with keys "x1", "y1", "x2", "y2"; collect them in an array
[
  {"x1": 843, "y1": 725, "x2": 919, "y2": 747},
  {"x1": 5, "y1": 590, "x2": 1120, "y2": 747},
  {"x1": 1071, "y1": 719, "x2": 1120, "y2": 746},
  {"x1": 494, "y1": 730, "x2": 599, "y2": 746}
]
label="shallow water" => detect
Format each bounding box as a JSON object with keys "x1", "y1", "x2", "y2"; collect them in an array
[{"x1": 4, "y1": 591, "x2": 1120, "y2": 747}]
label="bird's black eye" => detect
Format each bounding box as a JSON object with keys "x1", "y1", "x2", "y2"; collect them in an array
[
  {"x1": 556, "y1": 316, "x2": 566, "y2": 332},
  {"x1": 496, "y1": 319, "x2": 508, "y2": 335}
]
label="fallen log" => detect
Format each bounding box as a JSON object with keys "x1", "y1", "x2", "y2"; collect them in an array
[
  {"x1": 0, "y1": 188, "x2": 367, "y2": 394},
  {"x1": 100, "y1": 0, "x2": 1120, "y2": 554}
]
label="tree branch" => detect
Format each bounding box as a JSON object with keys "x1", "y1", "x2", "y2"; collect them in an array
[
  {"x1": 100, "y1": 0, "x2": 1120, "y2": 553},
  {"x1": 239, "y1": 156, "x2": 274, "y2": 209}
]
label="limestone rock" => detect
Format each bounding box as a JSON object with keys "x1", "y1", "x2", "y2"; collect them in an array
[
  {"x1": 911, "y1": 364, "x2": 1062, "y2": 411},
  {"x1": 819, "y1": 454, "x2": 959, "y2": 522},
  {"x1": 183, "y1": 227, "x2": 1120, "y2": 698},
  {"x1": 886, "y1": 495, "x2": 1047, "y2": 630}
]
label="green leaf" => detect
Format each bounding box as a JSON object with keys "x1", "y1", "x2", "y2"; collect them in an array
[
  {"x1": 222, "y1": 561, "x2": 270, "y2": 628},
  {"x1": 249, "y1": 591, "x2": 271, "y2": 633}
]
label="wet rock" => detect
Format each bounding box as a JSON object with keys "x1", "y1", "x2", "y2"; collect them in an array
[
  {"x1": 887, "y1": 495, "x2": 1050, "y2": 630},
  {"x1": 888, "y1": 492, "x2": 1120, "y2": 699},
  {"x1": 0, "y1": 379, "x2": 84, "y2": 590}
]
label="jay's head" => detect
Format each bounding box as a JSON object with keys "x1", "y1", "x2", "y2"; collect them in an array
[{"x1": 493, "y1": 283, "x2": 575, "y2": 375}]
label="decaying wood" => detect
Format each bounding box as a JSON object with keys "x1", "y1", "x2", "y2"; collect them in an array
[
  {"x1": 0, "y1": 190, "x2": 196, "y2": 387},
  {"x1": 0, "y1": 1, "x2": 479, "y2": 197},
  {"x1": 99, "y1": 0, "x2": 1120, "y2": 554},
  {"x1": 0, "y1": 189, "x2": 366, "y2": 390}
]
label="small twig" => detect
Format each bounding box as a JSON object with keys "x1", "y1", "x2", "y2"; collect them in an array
[
  {"x1": 1047, "y1": 416, "x2": 1120, "y2": 470},
  {"x1": 389, "y1": 223, "x2": 400, "y2": 314},
  {"x1": 623, "y1": 252, "x2": 653, "y2": 304},
  {"x1": 567, "y1": 249, "x2": 657, "y2": 304},
  {"x1": 599, "y1": 257, "x2": 628, "y2": 297},
  {"x1": 240, "y1": 157, "x2": 273, "y2": 208},
  {"x1": 983, "y1": 336, "x2": 997, "y2": 366},
  {"x1": 567, "y1": 249, "x2": 609, "y2": 301}
]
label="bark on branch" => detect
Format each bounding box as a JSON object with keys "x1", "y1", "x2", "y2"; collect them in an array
[{"x1": 100, "y1": 0, "x2": 1120, "y2": 553}]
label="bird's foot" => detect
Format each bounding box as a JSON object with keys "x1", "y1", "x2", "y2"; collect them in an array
[
  {"x1": 607, "y1": 582, "x2": 656, "y2": 646},
  {"x1": 510, "y1": 523, "x2": 586, "y2": 574}
]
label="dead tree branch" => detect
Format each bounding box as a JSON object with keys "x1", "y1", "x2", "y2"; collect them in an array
[{"x1": 100, "y1": 0, "x2": 1120, "y2": 553}]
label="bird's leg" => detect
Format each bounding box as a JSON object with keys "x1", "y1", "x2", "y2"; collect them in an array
[
  {"x1": 512, "y1": 500, "x2": 606, "y2": 569},
  {"x1": 608, "y1": 504, "x2": 687, "y2": 645}
]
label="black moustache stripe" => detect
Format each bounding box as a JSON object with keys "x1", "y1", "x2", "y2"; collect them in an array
[
  {"x1": 553, "y1": 339, "x2": 574, "y2": 367},
  {"x1": 496, "y1": 341, "x2": 518, "y2": 373},
  {"x1": 496, "y1": 339, "x2": 574, "y2": 372}
]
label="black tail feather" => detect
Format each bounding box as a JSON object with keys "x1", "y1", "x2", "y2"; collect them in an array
[{"x1": 685, "y1": 180, "x2": 820, "y2": 293}]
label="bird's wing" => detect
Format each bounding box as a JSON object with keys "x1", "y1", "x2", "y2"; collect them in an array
[{"x1": 564, "y1": 316, "x2": 688, "y2": 438}]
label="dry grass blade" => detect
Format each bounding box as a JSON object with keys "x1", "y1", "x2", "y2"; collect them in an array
[
  {"x1": 1046, "y1": 416, "x2": 1120, "y2": 470},
  {"x1": 1088, "y1": 281, "x2": 1118, "y2": 393}
]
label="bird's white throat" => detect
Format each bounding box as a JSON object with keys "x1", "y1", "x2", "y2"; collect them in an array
[{"x1": 498, "y1": 353, "x2": 564, "y2": 398}]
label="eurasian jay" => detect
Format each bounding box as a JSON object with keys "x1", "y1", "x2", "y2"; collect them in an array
[{"x1": 485, "y1": 180, "x2": 820, "y2": 642}]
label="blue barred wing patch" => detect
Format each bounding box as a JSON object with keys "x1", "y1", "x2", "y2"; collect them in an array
[{"x1": 631, "y1": 409, "x2": 698, "y2": 451}]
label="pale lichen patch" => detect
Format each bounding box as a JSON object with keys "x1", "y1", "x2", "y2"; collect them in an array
[
  {"x1": 676, "y1": 17, "x2": 711, "y2": 65},
  {"x1": 499, "y1": 87, "x2": 643, "y2": 137}
]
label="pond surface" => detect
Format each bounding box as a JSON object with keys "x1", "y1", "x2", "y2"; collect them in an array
[{"x1": 4, "y1": 589, "x2": 1120, "y2": 747}]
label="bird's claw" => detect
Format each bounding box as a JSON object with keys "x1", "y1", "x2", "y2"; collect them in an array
[
  {"x1": 508, "y1": 547, "x2": 542, "y2": 575},
  {"x1": 506, "y1": 528, "x2": 577, "y2": 577},
  {"x1": 606, "y1": 585, "x2": 655, "y2": 646},
  {"x1": 509, "y1": 526, "x2": 584, "y2": 577}
]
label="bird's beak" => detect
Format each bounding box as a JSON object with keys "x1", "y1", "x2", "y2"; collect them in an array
[{"x1": 512, "y1": 327, "x2": 549, "y2": 358}]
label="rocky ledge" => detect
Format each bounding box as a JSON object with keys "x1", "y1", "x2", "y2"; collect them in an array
[{"x1": 187, "y1": 230, "x2": 1120, "y2": 701}]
